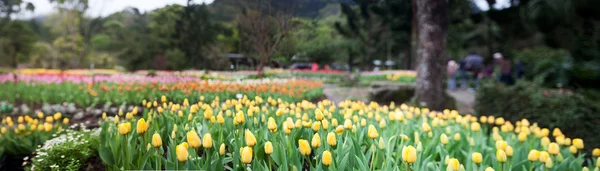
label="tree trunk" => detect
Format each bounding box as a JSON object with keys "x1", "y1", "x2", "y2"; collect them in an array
[
  {"x1": 413, "y1": 0, "x2": 449, "y2": 110},
  {"x1": 409, "y1": 0, "x2": 418, "y2": 70}
]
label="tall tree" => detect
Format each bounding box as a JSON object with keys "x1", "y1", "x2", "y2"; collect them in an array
[
  {"x1": 175, "y1": 0, "x2": 220, "y2": 70},
  {"x1": 413, "y1": 0, "x2": 449, "y2": 110},
  {"x1": 237, "y1": 0, "x2": 293, "y2": 77}
]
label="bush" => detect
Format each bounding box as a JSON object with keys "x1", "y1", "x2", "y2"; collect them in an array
[
  {"x1": 25, "y1": 126, "x2": 100, "y2": 171},
  {"x1": 475, "y1": 80, "x2": 600, "y2": 150}
]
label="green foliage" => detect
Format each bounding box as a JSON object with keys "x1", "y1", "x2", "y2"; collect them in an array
[
  {"x1": 513, "y1": 47, "x2": 571, "y2": 87},
  {"x1": 475, "y1": 80, "x2": 600, "y2": 151},
  {"x1": 0, "y1": 20, "x2": 37, "y2": 67},
  {"x1": 26, "y1": 128, "x2": 99, "y2": 171}
]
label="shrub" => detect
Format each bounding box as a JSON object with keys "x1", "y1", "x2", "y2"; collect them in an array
[
  {"x1": 25, "y1": 125, "x2": 100, "y2": 171},
  {"x1": 475, "y1": 80, "x2": 600, "y2": 150}
]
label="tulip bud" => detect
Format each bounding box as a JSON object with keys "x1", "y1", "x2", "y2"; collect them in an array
[
  {"x1": 528, "y1": 149, "x2": 540, "y2": 161},
  {"x1": 496, "y1": 149, "x2": 507, "y2": 163},
  {"x1": 327, "y1": 132, "x2": 336, "y2": 146},
  {"x1": 298, "y1": 139, "x2": 311, "y2": 156},
  {"x1": 186, "y1": 130, "x2": 202, "y2": 148},
  {"x1": 265, "y1": 141, "x2": 273, "y2": 155},
  {"x1": 152, "y1": 133, "x2": 162, "y2": 148},
  {"x1": 472, "y1": 152, "x2": 482, "y2": 164},
  {"x1": 402, "y1": 145, "x2": 417, "y2": 163},
  {"x1": 203, "y1": 133, "x2": 213, "y2": 148},
  {"x1": 312, "y1": 133, "x2": 321, "y2": 148},
  {"x1": 245, "y1": 129, "x2": 256, "y2": 147},
  {"x1": 219, "y1": 143, "x2": 226, "y2": 155},
  {"x1": 322, "y1": 150, "x2": 332, "y2": 166},
  {"x1": 368, "y1": 125, "x2": 379, "y2": 139}
]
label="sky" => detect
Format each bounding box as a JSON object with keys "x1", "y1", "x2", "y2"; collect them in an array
[{"x1": 16, "y1": 0, "x2": 510, "y2": 19}]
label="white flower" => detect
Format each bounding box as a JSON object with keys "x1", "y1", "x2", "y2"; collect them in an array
[{"x1": 236, "y1": 94, "x2": 243, "y2": 99}]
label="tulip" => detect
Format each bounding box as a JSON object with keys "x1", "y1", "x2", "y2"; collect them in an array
[
  {"x1": 315, "y1": 109, "x2": 324, "y2": 121},
  {"x1": 367, "y1": 125, "x2": 379, "y2": 139},
  {"x1": 186, "y1": 130, "x2": 202, "y2": 148},
  {"x1": 422, "y1": 122, "x2": 431, "y2": 132},
  {"x1": 402, "y1": 145, "x2": 417, "y2": 163},
  {"x1": 518, "y1": 132, "x2": 527, "y2": 142},
  {"x1": 593, "y1": 148, "x2": 600, "y2": 157},
  {"x1": 62, "y1": 118, "x2": 69, "y2": 124},
  {"x1": 245, "y1": 129, "x2": 257, "y2": 146},
  {"x1": 453, "y1": 133, "x2": 461, "y2": 141},
  {"x1": 298, "y1": 139, "x2": 311, "y2": 156},
  {"x1": 539, "y1": 151, "x2": 550, "y2": 162},
  {"x1": 219, "y1": 143, "x2": 226, "y2": 155},
  {"x1": 335, "y1": 125, "x2": 344, "y2": 134},
  {"x1": 118, "y1": 122, "x2": 131, "y2": 135},
  {"x1": 152, "y1": 133, "x2": 162, "y2": 148},
  {"x1": 136, "y1": 118, "x2": 148, "y2": 134},
  {"x1": 548, "y1": 143, "x2": 560, "y2": 155},
  {"x1": 485, "y1": 167, "x2": 494, "y2": 171},
  {"x1": 570, "y1": 145, "x2": 578, "y2": 154},
  {"x1": 322, "y1": 150, "x2": 332, "y2": 166},
  {"x1": 267, "y1": 117, "x2": 277, "y2": 131},
  {"x1": 327, "y1": 132, "x2": 336, "y2": 146},
  {"x1": 528, "y1": 150, "x2": 540, "y2": 161},
  {"x1": 265, "y1": 141, "x2": 273, "y2": 155},
  {"x1": 496, "y1": 149, "x2": 507, "y2": 163},
  {"x1": 496, "y1": 140, "x2": 507, "y2": 150},
  {"x1": 440, "y1": 133, "x2": 449, "y2": 145},
  {"x1": 472, "y1": 152, "x2": 482, "y2": 164},
  {"x1": 176, "y1": 144, "x2": 189, "y2": 162},
  {"x1": 545, "y1": 158, "x2": 553, "y2": 168},
  {"x1": 203, "y1": 133, "x2": 213, "y2": 148},
  {"x1": 447, "y1": 158, "x2": 460, "y2": 171},
  {"x1": 217, "y1": 114, "x2": 224, "y2": 124},
  {"x1": 312, "y1": 133, "x2": 321, "y2": 148},
  {"x1": 573, "y1": 138, "x2": 584, "y2": 149},
  {"x1": 541, "y1": 137, "x2": 550, "y2": 147}
]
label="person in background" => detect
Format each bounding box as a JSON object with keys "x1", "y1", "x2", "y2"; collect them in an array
[
  {"x1": 514, "y1": 60, "x2": 525, "y2": 79},
  {"x1": 447, "y1": 60, "x2": 459, "y2": 91},
  {"x1": 494, "y1": 53, "x2": 513, "y2": 85},
  {"x1": 462, "y1": 52, "x2": 484, "y2": 91}
]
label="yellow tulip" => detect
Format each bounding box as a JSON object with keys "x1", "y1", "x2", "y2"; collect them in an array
[
  {"x1": 570, "y1": 145, "x2": 578, "y2": 154},
  {"x1": 217, "y1": 114, "x2": 224, "y2": 124},
  {"x1": 118, "y1": 122, "x2": 131, "y2": 135},
  {"x1": 401, "y1": 145, "x2": 417, "y2": 163},
  {"x1": 186, "y1": 130, "x2": 202, "y2": 148},
  {"x1": 539, "y1": 151, "x2": 550, "y2": 162},
  {"x1": 496, "y1": 149, "x2": 507, "y2": 163},
  {"x1": 379, "y1": 120, "x2": 386, "y2": 128},
  {"x1": 62, "y1": 118, "x2": 69, "y2": 124},
  {"x1": 496, "y1": 140, "x2": 507, "y2": 150},
  {"x1": 528, "y1": 150, "x2": 540, "y2": 161},
  {"x1": 545, "y1": 158, "x2": 553, "y2": 168},
  {"x1": 335, "y1": 125, "x2": 344, "y2": 134},
  {"x1": 471, "y1": 122, "x2": 481, "y2": 131},
  {"x1": 203, "y1": 133, "x2": 213, "y2": 148},
  {"x1": 267, "y1": 117, "x2": 277, "y2": 131},
  {"x1": 298, "y1": 139, "x2": 311, "y2": 156},
  {"x1": 485, "y1": 167, "x2": 495, "y2": 171},
  {"x1": 321, "y1": 119, "x2": 329, "y2": 129},
  {"x1": 472, "y1": 152, "x2": 482, "y2": 164},
  {"x1": 573, "y1": 138, "x2": 584, "y2": 149},
  {"x1": 161, "y1": 95, "x2": 167, "y2": 103},
  {"x1": 541, "y1": 137, "x2": 550, "y2": 147},
  {"x1": 240, "y1": 146, "x2": 253, "y2": 164},
  {"x1": 322, "y1": 150, "x2": 333, "y2": 166},
  {"x1": 219, "y1": 143, "x2": 226, "y2": 155},
  {"x1": 548, "y1": 143, "x2": 560, "y2": 155},
  {"x1": 440, "y1": 133, "x2": 449, "y2": 145},
  {"x1": 46, "y1": 116, "x2": 54, "y2": 123},
  {"x1": 447, "y1": 158, "x2": 460, "y2": 171},
  {"x1": 327, "y1": 132, "x2": 337, "y2": 146},
  {"x1": 245, "y1": 129, "x2": 257, "y2": 146},
  {"x1": 315, "y1": 109, "x2": 324, "y2": 121},
  {"x1": 152, "y1": 133, "x2": 162, "y2": 148},
  {"x1": 593, "y1": 148, "x2": 600, "y2": 157},
  {"x1": 518, "y1": 132, "x2": 528, "y2": 142},
  {"x1": 312, "y1": 121, "x2": 321, "y2": 131},
  {"x1": 136, "y1": 118, "x2": 148, "y2": 134},
  {"x1": 176, "y1": 144, "x2": 189, "y2": 162},
  {"x1": 453, "y1": 133, "x2": 461, "y2": 141},
  {"x1": 582, "y1": 166, "x2": 589, "y2": 171},
  {"x1": 312, "y1": 133, "x2": 321, "y2": 148},
  {"x1": 265, "y1": 141, "x2": 273, "y2": 155},
  {"x1": 506, "y1": 146, "x2": 514, "y2": 157},
  {"x1": 422, "y1": 122, "x2": 431, "y2": 132},
  {"x1": 368, "y1": 125, "x2": 379, "y2": 139}
]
